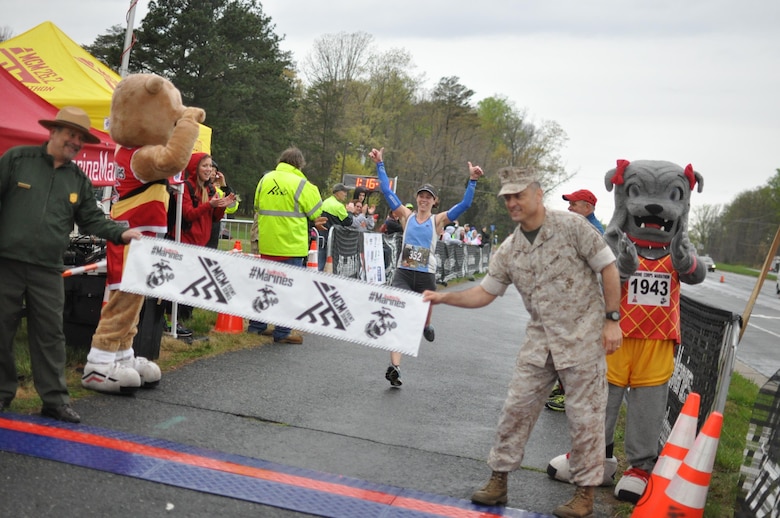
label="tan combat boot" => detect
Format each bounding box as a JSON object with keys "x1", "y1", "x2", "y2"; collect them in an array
[
  {"x1": 553, "y1": 486, "x2": 594, "y2": 518},
  {"x1": 471, "y1": 471, "x2": 508, "y2": 505}
]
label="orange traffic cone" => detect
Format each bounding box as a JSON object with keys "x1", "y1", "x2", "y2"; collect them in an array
[
  {"x1": 719, "y1": 275, "x2": 724, "y2": 283},
  {"x1": 232, "y1": 240, "x2": 242, "y2": 252},
  {"x1": 324, "y1": 254, "x2": 333, "y2": 274},
  {"x1": 632, "y1": 392, "x2": 701, "y2": 517},
  {"x1": 655, "y1": 412, "x2": 723, "y2": 518},
  {"x1": 214, "y1": 311, "x2": 244, "y2": 333},
  {"x1": 307, "y1": 239, "x2": 318, "y2": 271}
]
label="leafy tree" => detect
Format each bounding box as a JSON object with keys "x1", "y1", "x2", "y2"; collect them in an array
[
  {"x1": 767, "y1": 168, "x2": 780, "y2": 217},
  {"x1": 83, "y1": 25, "x2": 126, "y2": 73},
  {"x1": 689, "y1": 204, "x2": 722, "y2": 254},
  {"x1": 710, "y1": 188, "x2": 777, "y2": 265}
]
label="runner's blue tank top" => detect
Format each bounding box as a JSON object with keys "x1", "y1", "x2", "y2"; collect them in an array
[{"x1": 397, "y1": 213, "x2": 438, "y2": 273}]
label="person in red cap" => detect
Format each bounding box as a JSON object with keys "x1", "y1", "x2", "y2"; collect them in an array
[{"x1": 562, "y1": 189, "x2": 604, "y2": 234}]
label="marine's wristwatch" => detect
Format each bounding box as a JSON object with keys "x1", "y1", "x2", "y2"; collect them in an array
[{"x1": 605, "y1": 311, "x2": 620, "y2": 322}]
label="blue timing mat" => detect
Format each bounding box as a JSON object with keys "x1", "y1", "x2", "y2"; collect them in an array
[{"x1": 0, "y1": 413, "x2": 550, "y2": 518}]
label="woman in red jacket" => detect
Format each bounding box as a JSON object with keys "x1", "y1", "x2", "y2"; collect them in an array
[
  {"x1": 181, "y1": 152, "x2": 235, "y2": 246},
  {"x1": 169, "y1": 153, "x2": 236, "y2": 325}
]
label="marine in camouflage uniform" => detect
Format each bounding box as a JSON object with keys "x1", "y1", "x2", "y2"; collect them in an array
[
  {"x1": 423, "y1": 166, "x2": 623, "y2": 517},
  {"x1": 483, "y1": 207, "x2": 616, "y2": 486}
]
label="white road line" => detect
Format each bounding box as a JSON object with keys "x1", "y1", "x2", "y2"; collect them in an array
[{"x1": 748, "y1": 322, "x2": 780, "y2": 338}]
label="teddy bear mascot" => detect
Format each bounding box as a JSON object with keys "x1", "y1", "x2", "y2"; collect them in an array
[
  {"x1": 80, "y1": 74, "x2": 206, "y2": 394},
  {"x1": 546, "y1": 159, "x2": 706, "y2": 504}
]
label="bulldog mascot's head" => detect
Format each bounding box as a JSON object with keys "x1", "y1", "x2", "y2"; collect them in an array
[{"x1": 604, "y1": 159, "x2": 706, "y2": 285}]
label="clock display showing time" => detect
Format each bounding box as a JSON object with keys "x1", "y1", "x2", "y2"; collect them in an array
[{"x1": 342, "y1": 174, "x2": 397, "y2": 193}]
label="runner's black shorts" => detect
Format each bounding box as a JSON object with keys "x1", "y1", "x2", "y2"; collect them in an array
[{"x1": 391, "y1": 268, "x2": 436, "y2": 294}]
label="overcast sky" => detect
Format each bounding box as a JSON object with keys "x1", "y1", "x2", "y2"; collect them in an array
[{"x1": 4, "y1": 0, "x2": 779, "y2": 220}]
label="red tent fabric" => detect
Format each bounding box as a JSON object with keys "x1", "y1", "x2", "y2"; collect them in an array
[{"x1": 0, "y1": 66, "x2": 117, "y2": 186}]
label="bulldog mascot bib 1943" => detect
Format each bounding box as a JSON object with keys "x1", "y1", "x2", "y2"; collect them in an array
[
  {"x1": 81, "y1": 74, "x2": 206, "y2": 394},
  {"x1": 547, "y1": 159, "x2": 706, "y2": 504}
]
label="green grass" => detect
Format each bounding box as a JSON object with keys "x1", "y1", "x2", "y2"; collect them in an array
[
  {"x1": 608, "y1": 372, "x2": 759, "y2": 517},
  {"x1": 717, "y1": 262, "x2": 777, "y2": 281},
  {"x1": 8, "y1": 309, "x2": 264, "y2": 414}
]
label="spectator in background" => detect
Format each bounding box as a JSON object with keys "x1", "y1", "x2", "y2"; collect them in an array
[
  {"x1": 318, "y1": 182, "x2": 353, "y2": 270},
  {"x1": 247, "y1": 147, "x2": 325, "y2": 344},
  {"x1": 353, "y1": 185, "x2": 368, "y2": 205},
  {"x1": 546, "y1": 188, "x2": 605, "y2": 412},
  {"x1": 441, "y1": 225, "x2": 461, "y2": 243},
  {"x1": 173, "y1": 153, "x2": 235, "y2": 324},
  {"x1": 180, "y1": 153, "x2": 235, "y2": 247},
  {"x1": 351, "y1": 200, "x2": 376, "y2": 232},
  {"x1": 480, "y1": 226, "x2": 491, "y2": 247},
  {"x1": 562, "y1": 189, "x2": 604, "y2": 234},
  {"x1": 381, "y1": 210, "x2": 403, "y2": 235},
  {"x1": 464, "y1": 225, "x2": 481, "y2": 245},
  {"x1": 0, "y1": 106, "x2": 142, "y2": 423},
  {"x1": 205, "y1": 160, "x2": 239, "y2": 249},
  {"x1": 380, "y1": 209, "x2": 405, "y2": 270},
  {"x1": 452, "y1": 222, "x2": 466, "y2": 242}
]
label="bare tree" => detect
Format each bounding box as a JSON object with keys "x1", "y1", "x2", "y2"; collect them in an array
[
  {"x1": 0, "y1": 26, "x2": 14, "y2": 42},
  {"x1": 303, "y1": 32, "x2": 373, "y2": 85},
  {"x1": 689, "y1": 203, "x2": 722, "y2": 253}
]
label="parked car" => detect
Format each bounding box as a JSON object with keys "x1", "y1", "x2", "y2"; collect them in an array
[{"x1": 700, "y1": 255, "x2": 716, "y2": 272}]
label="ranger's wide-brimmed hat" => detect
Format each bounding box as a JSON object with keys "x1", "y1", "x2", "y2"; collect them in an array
[{"x1": 38, "y1": 106, "x2": 100, "y2": 144}]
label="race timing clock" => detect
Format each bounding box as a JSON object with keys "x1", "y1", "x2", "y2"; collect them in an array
[{"x1": 342, "y1": 174, "x2": 397, "y2": 193}]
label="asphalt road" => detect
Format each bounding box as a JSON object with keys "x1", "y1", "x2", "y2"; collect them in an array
[{"x1": 681, "y1": 270, "x2": 780, "y2": 379}]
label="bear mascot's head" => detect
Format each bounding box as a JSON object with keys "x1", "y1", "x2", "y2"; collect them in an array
[{"x1": 109, "y1": 73, "x2": 206, "y2": 182}]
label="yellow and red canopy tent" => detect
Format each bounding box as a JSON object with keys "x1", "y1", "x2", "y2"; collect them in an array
[
  {"x1": 0, "y1": 65, "x2": 118, "y2": 186},
  {"x1": 0, "y1": 21, "x2": 212, "y2": 171}
]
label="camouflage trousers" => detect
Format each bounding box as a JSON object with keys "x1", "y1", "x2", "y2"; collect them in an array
[{"x1": 487, "y1": 352, "x2": 607, "y2": 487}]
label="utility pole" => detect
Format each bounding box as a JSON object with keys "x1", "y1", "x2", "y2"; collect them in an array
[{"x1": 119, "y1": 0, "x2": 138, "y2": 79}]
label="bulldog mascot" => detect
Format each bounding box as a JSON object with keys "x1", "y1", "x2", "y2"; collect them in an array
[
  {"x1": 81, "y1": 74, "x2": 206, "y2": 394},
  {"x1": 547, "y1": 159, "x2": 706, "y2": 504}
]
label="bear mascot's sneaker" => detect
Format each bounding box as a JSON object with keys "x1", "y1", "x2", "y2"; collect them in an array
[
  {"x1": 81, "y1": 362, "x2": 141, "y2": 394},
  {"x1": 119, "y1": 356, "x2": 161, "y2": 388}
]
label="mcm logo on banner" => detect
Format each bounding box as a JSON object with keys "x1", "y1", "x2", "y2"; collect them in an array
[
  {"x1": 181, "y1": 257, "x2": 236, "y2": 305},
  {"x1": 296, "y1": 281, "x2": 355, "y2": 330}
]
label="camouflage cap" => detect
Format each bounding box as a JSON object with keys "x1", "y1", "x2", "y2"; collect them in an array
[{"x1": 497, "y1": 167, "x2": 538, "y2": 197}]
